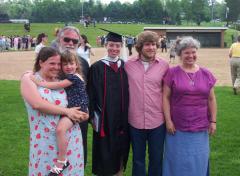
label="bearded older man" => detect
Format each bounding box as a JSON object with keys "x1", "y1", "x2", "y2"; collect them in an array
[{"x1": 57, "y1": 26, "x2": 89, "y2": 79}]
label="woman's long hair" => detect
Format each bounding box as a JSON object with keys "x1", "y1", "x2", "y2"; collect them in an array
[
  {"x1": 80, "y1": 34, "x2": 90, "y2": 52},
  {"x1": 36, "y1": 33, "x2": 47, "y2": 45}
]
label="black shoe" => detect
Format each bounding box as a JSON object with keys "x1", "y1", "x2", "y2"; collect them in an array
[{"x1": 233, "y1": 88, "x2": 237, "y2": 95}]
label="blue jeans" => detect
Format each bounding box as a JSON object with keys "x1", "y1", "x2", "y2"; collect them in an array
[
  {"x1": 130, "y1": 124, "x2": 166, "y2": 176},
  {"x1": 207, "y1": 160, "x2": 209, "y2": 176}
]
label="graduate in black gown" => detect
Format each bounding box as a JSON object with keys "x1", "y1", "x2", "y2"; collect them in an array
[{"x1": 88, "y1": 29, "x2": 130, "y2": 176}]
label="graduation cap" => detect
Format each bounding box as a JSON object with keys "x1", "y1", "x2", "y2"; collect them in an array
[{"x1": 99, "y1": 28, "x2": 123, "y2": 42}]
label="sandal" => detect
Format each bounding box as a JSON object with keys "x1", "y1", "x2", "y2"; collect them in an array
[{"x1": 48, "y1": 159, "x2": 70, "y2": 176}]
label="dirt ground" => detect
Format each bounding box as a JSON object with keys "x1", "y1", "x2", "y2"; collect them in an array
[{"x1": 0, "y1": 48, "x2": 232, "y2": 86}]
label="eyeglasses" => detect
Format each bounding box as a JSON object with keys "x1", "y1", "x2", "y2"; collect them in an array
[{"x1": 63, "y1": 37, "x2": 79, "y2": 44}]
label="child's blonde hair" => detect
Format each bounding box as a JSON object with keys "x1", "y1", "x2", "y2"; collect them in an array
[{"x1": 60, "y1": 50, "x2": 84, "y2": 79}]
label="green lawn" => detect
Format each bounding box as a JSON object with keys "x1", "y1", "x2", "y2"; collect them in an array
[
  {"x1": 0, "y1": 23, "x2": 159, "y2": 48},
  {"x1": 0, "y1": 80, "x2": 240, "y2": 175},
  {"x1": 0, "y1": 22, "x2": 239, "y2": 48}
]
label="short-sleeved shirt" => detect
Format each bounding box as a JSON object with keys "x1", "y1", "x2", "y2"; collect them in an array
[
  {"x1": 77, "y1": 47, "x2": 90, "y2": 65},
  {"x1": 125, "y1": 56, "x2": 169, "y2": 129},
  {"x1": 230, "y1": 42, "x2": 240, "y2": 57},
  {"x1": 64, "y1": 74, "x2": 89, "y2": 113},
  {"x1": 163, "y1": 66, "x2": 216, "y2": 132},
  {"x1": 34, "y1": 43, "x2": 45, "y2": 54}
]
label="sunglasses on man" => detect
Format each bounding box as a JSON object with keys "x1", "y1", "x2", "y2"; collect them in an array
[{"x1": 63, "y1": 37, "x2": 79, "y2": 44}]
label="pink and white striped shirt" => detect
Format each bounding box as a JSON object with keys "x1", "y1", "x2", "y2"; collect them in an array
[{"x1": 125, "y1": 56, "x2": 169, "y2": 129}]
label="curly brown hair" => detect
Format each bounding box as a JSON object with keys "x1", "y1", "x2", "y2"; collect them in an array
[{"x1": 135, "y1": 31, "x2": 160, "y2": 54}]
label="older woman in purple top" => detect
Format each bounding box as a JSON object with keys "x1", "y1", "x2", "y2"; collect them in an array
[{"x1": 162, "y1": 36, "x2": 217, "y2": 176}]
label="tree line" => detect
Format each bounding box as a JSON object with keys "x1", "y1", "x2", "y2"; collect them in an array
[{"x1": 0, "y1": 0, "x2": 239, "y2": 25}]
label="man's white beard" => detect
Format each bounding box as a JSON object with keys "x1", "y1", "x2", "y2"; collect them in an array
[{"x1": 58, "y1": 44, "x2": 77, "y2": 54}]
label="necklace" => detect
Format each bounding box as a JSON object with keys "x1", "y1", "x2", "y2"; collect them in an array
[
  {"x1": 181, "y1": 64, "x2": 198, "y2": 86},
  {"x1": 185, "y1": 72, "x2": 195, "y2": 86}
]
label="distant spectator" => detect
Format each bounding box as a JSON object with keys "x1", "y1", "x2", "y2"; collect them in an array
[
  {"x1": 18, "y1": 37, "x2": 21, "y2": 50},
  {"x1": 93, "y1": 18, "x2": 96, "y2": 27},
  {"x1": 24, "y1": 22, "x2": 30, "y2": 32},
  {"x1": 169, "y1": 37, "x2": 181, "y2": 64},
  {"x1": 5, "y1": 36, "x2": 11, "y2": 50},
  {"x1": 96, "y1": 36, "x2": 101, "y2": 46},
  {"x1": 35, "y1": 33, "x2": 48, "y2": 55},
  {"x1": 31, "y1": 37, "x2": 37, "y2": 48},
  {"x1": 22, "y1": 35, "x2": 28, "y2": 50},
  {"x1": 126, "y1": 35, "x2": 135, "y2": 56},
  {"x1": 27, "y1": 35, "x2": 31, "y2": 50},
  {"x1": 51, "y1": 27, "x2": 61, "y2": 50},
  {"x1": 14, "y1": 36, "x2": 19, "y2": 50},
  {"x1": 77, "y1": 34, "x2": 95, "y2": 65},
  {"x1": 0, "y1": 36, "x2": 4, "y2": 52},
  {"x1": 229, "y1": 35, "x2": 240, "y2": 95},
  {"x1": 100, "y1": 35, "x2": 105, "y2": 47},
  {"x1": 231, "y1": 34, "x2": 234, "y2": 43},
  {"x1": 10, "y1": 36, "x2": 14, "y2": 48},
  {"x1": 161, "y1": 36, "x2": 167, "y2": 53}
]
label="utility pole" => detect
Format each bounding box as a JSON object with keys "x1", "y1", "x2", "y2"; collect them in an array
[
  {"x1": 226, "y1": 7, "x2": 229, "y2": 26},
  {"x1": 211, "y1": 0, "x2": 215, "y2": 21},
  {"x1": 163, "y1": 0, "x2": 166, "y2": 24},
  {"x1": 81, "y1": 0, "x2": 84, "y2": 20}
]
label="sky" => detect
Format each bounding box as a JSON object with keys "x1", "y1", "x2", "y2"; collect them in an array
[{"x1": 100, "y1": 0, "x2": 223, "y2": 5}]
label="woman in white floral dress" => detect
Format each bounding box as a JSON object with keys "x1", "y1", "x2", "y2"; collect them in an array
[{"x1": 21, "y1": 47, "x2": 88, "y2": 176}]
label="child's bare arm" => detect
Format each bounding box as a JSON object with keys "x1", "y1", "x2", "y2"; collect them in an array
[{"x1": 30, "y1": 75, "x2": 72, "y2": 89}]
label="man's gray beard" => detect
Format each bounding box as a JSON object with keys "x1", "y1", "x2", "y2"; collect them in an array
[{"x1": 58, "y1": 44, "x2": 77, "y2": 54}]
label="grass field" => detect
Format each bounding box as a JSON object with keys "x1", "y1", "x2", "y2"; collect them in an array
[
  {"x1": 1, "y1": 22, "x2": 240, "y2": 175},
  {"x1": 0, "y1": 23, "x2": 159, "y2": 48},
  {"x1": 0, "y1": 22, "x2": 239, "y2": 48},
  {"x1": 0, "y1": 80, "x2": 240, "y2": 175}
]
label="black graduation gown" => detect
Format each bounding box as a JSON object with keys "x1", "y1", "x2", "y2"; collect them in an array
[
  {"x1": 88, "y1": 60, "x2": 130, "y2": 176},
  {"x1": 78, "y1": 56, "x2": 89, "y2": 167}
]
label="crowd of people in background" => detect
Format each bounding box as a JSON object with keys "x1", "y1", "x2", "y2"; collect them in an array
[{"x1": 0, "y1": 35, "x2": 37, "y2": 52}]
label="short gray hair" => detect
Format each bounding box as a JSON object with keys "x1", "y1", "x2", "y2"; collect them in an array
[
  {"x1": 176, "y1": 36, "x2": 200, "y2": 56},
  {"x1": 57, "y1": 26, "x2": 80, "y2": 44}
]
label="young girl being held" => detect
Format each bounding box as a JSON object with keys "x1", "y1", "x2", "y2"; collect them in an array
[{"x1": 32, "y1": 50, "x2": 89, "y2": 175}]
